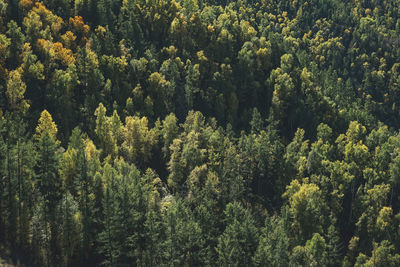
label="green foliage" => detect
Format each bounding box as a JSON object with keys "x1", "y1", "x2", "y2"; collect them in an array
[
  {"x1": 283, "y1": 180, "x2": 327, "y2": 242},
  {"x1": 217, "y1": 202, "x2": 259, "y2": 267},
  {"x1": 37, "y1": 133, "x2": 62, "y2": 210},
  {"x1": 253, "y1": 215, "x2": 290, "y2": 266},
  {"x1": 160, "y1": 199, "x2": 205, "y2": 266},
  {"x1": 6, "y1": 68, "x2": 30, "y2": 114}
]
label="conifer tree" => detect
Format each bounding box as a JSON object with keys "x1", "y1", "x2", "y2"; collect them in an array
[
  {"x1": 35, "y1": 110, "x2": 62, "y2": 266},
  {"x1": 217, "y1": 202, "x2": 258, "y2": 267}
]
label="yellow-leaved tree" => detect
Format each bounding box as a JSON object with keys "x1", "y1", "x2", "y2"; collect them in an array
[
  {"x1": 6, "y1": 68, "x2": 30, "y2": 114},
  {"x1": 34, "y1": 109, "x2": 58, "y2": 142}
]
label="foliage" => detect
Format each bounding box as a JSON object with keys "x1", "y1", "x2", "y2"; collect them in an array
[{"x1": 1, "y1": 0, "x2": 400, "y2": 265}]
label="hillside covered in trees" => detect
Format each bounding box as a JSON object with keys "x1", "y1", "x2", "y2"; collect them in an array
[{"x1": 1, "y1": 0, "x2": 400, "y2": 266}]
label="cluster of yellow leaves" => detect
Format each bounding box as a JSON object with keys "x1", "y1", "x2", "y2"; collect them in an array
[
  {"x1": 94, "y1": 103, "x2": 118, "y2": 159},
  {"x1": 301, "y1": 20, "x2": 344, "y2": 65},
  {"x1": 283, "y1": 179, "x2": 325, "y2": 239},
  {"x1": 32, "y1": 2, "x2": 63, "y2": 34},
  {"x1": 94, "y1": 26, "x2": 107, "y2": 39},
  {"x1": 93, "y1": 103, "x2": 161, "y2": 164},
  {"x1": 59, "y1": 147, "x2": 78, "y2": 192},
  {"x1": 34, "y1": 109, "x2": 58, "y2": 141},
  {"x1": 85, "y1": 139, "x2": 100, "y2": 161},
  {"x1": 137, "y1": 0, "x2": 181, "y2": 24},
  {"x1": 37, "y1": 39, "x2": 75, "y2": 66},
  {"x1": 61, "y1": 31, "x2": 77, "y2": 49},
  {"x1": 19, "y1": 0, "x2": 34, "y2": 13},
  {"x1": 376, "y1": 206, "x2": 393, "y2": 231},
  {"x1": 240, "y1": 20, "x2": 257, "y2": 41},
  {"x1": 136, "y1": 0, "x2": 181, "y2": 43},
  {"x1": 69, "y1": 16, "x2": 90, "y2": 38},
  {"x1": 196, "y1": 50, "x2": 207, "y2": 62},
  {"x1": 147, "y1": 72, "x2": 171, "y2": 94},
  {"x1": 122, "y1": 116, "x2": 159, "y2": 163},
  {"x1": 52, "y1": 42, "x2": 75, "y2": 65},
  {"x1": 170, "y1": 15, "x2": 188, "y2": 38},
  {"x1": 255, "y1": 37, "x2": 272, "y2": 70},
  {"x1": 101, "y1": 55, "x2": 128, "y2": 73}
]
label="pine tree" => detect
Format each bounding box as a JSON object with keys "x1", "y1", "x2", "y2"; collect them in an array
[
  {"x1": 142, "y1": 209, "x2": 163, "y2": 266},
  {"x1": 161, "y1": 199, "x2": 204, "y2": 266},
  {"x1": 35, "y1": 110, "x2": 62, "y2": 266},
  {"x1": 3, "y1": 115, "x2": 18, "y2": 252},
  {"x1": 6, "y1": 68, "x2": 30, "y2": 114},
  {"x1": 75, "y1": 137, "x2": 95, "y2": 264},
  {"x1": 15, "y1": 130, "x2": 36, "y2": 257},
  {"x1": 253, "y1": 215, "x2": 290, "y2": 267},
  {"x1": 0, "y1": 120, "x2": 6, "y2": 243},
  {"x1": 97, "y1": 169, "x2": 119, "y2": 267},
  {"x1": 61, "y1": 192, "x2": 80, "y2": 267},
  {"x1": 35, "y1": 110, "x2": 58, "y2": 142},
  {"x1": 6, "y1": 20, "x2": 25, "y2": 68},
  {"x1": 217, "y1": 202, "x2": 259, "y2": 267}
]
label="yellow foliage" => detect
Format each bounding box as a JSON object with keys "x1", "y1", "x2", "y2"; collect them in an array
[
  {"x1": 36, "y1": 38, "x2": 53, "y2": 58},
  {"x1": 165, "y1": 45, "x2": 177, "y2": 57},
  {"x1": 376, "y1": 207, "x2": 392, "y2": 230},
  {"x1": 73, "y1": 211, "x2": 82, "y2": 227},
  {"x1": 61, "y1": 31, "x2": 77, "y2": 48},
  {"x1": 69, "y1": 16, "x2": 90, "y2": 36},
  {"x1": 36, "y1": 39, "x2": 75, "y2": 66},
  {"x1": 35, "y1": 109, "x2": 58, "y2": 141},
  {"x1": 122, "y1": 115, "x2": 159, "y2": 163},
  {"x1": 284, "y1": 180, "x2": 325, "y2": 238},
  {"x1": 53, "y1": 42, "x2": 75, "y2": 65},
  {"x1": 240, "y1": 20, "x2": 257, "y2": 40},
  {"x1": 85, "y1": 139, "x2": 100, "y2": 161},
  {"x1": 32, "y1": 2, "x2": 64, "y2": 34},
  {"x1": 59, "y1": 148, "x2": 77, "y2": 191},
  {"x1": 366, "y1": 184, "x2": 390, "y2": 204},
  {"x1": 147, "y1": 72, "x2": 169, "y2": 93},
  {"x1": 33, "y1": 2, "x2": 51, "y2": 17},
  {"x1": 196, "y1": 50, "x2": 207, "y2": 62},
  {"x1": 6, "y1": 68, "x2": 30, "y2": 114},
  {"x1": 19, "y1": 0, "x2": 34, "y2": 12}
]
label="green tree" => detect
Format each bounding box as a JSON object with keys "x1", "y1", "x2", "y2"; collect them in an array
[
  {"x1": 161, "y1": 113, "x2": 179, "y2": 159},
  {"x1": 6, "y1": 68, "x2": 29, "y2": 114},
  {"x1": 305, "y1": 233, "x2": 328, "y2": 267},
  {"x1": 36, "y1": 133, "x2": 62, "y2": 266},
  {"x1": 217, "y1": 202, "x2": 258, "y2": 267},
  {"x1": 74, "y1": 135, "x2": 96, "y2": 264},
  {"x1": 355, "y1": 240, "x2": 400, "y2": 267},
  {"x1": 6, "y1": 20, "x2": 25, "y2": 67},
  {"x1": 161, "y1": 199, "x2": 205, "y2": 266},
  {"x1": 76, "y1": 47, "x2": 104, "y2": 126},
  {"x1": 253, "y1": 215, "x2": 290, "y2": 267},
  {"x1": 283, "y1": 180, "x2": 327, "y2": 243},
  {"x1": 94, "y1": 103, "x2": 117, "y2": 159},
  {"x1": 97, "y1": 165, "x2": 120, "y2": 267}
]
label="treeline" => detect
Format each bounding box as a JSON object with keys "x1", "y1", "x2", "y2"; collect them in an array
[{"x1": 1, "y1": 0, "x2": 400, "y2": 266}]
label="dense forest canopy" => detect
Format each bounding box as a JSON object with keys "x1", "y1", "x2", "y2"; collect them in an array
[{"x1": 1, "y1": 0, "x2": 400, "y2": 266}]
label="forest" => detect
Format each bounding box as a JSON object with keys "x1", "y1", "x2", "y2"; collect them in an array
[{"x1": 1, "y1": 0, "x2": 400, "y2": 266}]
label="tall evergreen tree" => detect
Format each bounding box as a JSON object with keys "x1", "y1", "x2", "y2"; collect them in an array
[{"x1": 217, "y1": 202, "x2": 259, "y2": 267}]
